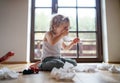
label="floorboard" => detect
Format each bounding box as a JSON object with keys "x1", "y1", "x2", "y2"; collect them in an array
[{"x1": 0, "y1": 63, "x2": 120, "y2": 83}]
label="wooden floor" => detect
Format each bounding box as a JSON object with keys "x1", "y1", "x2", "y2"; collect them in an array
[{"x1": 0, "y1": 63, "x2": 120, "y2": 83}]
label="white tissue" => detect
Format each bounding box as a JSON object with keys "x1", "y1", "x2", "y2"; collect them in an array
[
  {"x1": 63, "y1": 36, "x2": 72, "y2": 42},
  {"x1": 63, "y1": 62, "x2": 74, "y2": 70},
  {"x1": 50, "y1": 62, "x2": 75, "y2": 81},
  {"x1": 0, "y1": 67, "x2": 19, "y2": 80},
  {"x1": 73, "y1": 65, "x2": 97, "y2": 73},
  {"x1": 108, "y1": 65, "x2": 120, "y2": 73},
  {"x1": 97, "y1": 63, "x2": 112, "y2": 70},
  {"x1": 51, "y1": 67, "x2": 75, "y2": 80}
]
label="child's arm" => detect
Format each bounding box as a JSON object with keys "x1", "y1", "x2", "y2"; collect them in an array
[
  {"x1": 62, "y1": 38, "x2": 80, "y2": 50},
  {"x1": 45, "y1": 30, "x2": 68, "y2": 45}
]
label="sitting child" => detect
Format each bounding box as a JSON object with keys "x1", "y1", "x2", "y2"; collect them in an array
[{"x1": 30, "y1": 14, "x2": 80, "y2": 71}]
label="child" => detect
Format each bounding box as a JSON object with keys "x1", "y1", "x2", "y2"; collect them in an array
[{"x1": 30, "y1": 14, "x2": 80, "y2": 71}]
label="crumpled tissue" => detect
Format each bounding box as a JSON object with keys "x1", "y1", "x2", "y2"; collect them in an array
[
  {"x1": 108, "y1": 65, "x2": 120, "y2": 73},
  {"x1": 73, "y1": 64, "x2": 97, "y2": 73},
  {"x1": 50, "y1": 62, "x2": 75, "y2": 81},
  {"x1": 0, "y1": 67, "x2": 19, "y2": 80},
  {"x1": 97, "y1": 63, "x2": 112, "y2": 70}
]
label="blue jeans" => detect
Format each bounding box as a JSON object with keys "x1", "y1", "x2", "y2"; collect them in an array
[{"x1": 38, "y1": 56, "x2": 77, "y2": 71}]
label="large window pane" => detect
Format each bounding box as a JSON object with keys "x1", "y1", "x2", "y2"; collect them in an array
[
  {"x1": 58, "y1": 8, "x2": 76, "y2": 31},
  {"x1": 78, "y1": 0, "x2": 96, "y2": 7},
  {"x1": 78, "y1": 8, "x2": 96, "y2": 31},
  {"x1": 35, "y1": 9, "x2": 52, "y2": 31},
  {"x1": 35, "y1": 33, "x2": 45, "y2": 41},
  {"x1": 35, "y1": 0, "x2": 51, "y2": 7},
  {"x1": 34, "y1": 40, "x2": 42, "y2": 60},
  {"x1": 34, "y1": 33, "x2": 45, "y2": 60},
  {"x1": 78, "y1": 33, "x2": 97, "y2": 57},
  {"x1": 58, "y1": 0, "x2": 76, "y2": 7}
]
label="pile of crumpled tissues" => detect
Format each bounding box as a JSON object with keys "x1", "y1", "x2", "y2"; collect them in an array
[
  {"x1": 50, "y1": 62, "x2": 97, "y2": 81},
  {"x1": 97, "y1": 63, "x2": 120, "y2": 73},
  {"x1": 50, "y1": 62, "x2": 120, "y2": 81},
  {"x1": 0, "y1": 67, "x2": 19, "y2": 80}
]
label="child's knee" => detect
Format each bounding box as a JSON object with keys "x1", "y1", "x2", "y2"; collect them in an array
[
  {"x1": 70, "y1": 59, "x2": 77, "y2": 66},
  {"x1": 72, "y1": 60, "x2": 77, "y2": 66},
  {"x1": 65, "y1": 59, "x2": 77, "y2": 66},
  {"x1": 50, "y1": 59, "x2": 64, "y2": 68}
]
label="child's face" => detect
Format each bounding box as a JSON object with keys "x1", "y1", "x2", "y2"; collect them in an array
[{"x1": 56, "y1": 22, "x2": 70, "y2": 35}]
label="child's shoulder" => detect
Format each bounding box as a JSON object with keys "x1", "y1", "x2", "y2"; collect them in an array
[
  {"x1": 45, "y1": 31, "x2": 52, "y2": 36},
  {"x1": 45, "y1": 31, "x2": 53, "y2": 38}
]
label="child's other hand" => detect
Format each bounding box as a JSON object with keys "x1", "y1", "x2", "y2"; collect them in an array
[{"x1": 72, "y1": 38, "x2": 80, "y2": 44}]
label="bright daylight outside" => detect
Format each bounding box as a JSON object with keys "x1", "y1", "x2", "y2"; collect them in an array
[{"x1": 34, "y1": 0, "x2": 97, "y2": 60}]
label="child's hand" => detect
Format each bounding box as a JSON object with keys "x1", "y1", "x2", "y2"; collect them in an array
[
  {"x1": 61, "y1": 29, "x2": 69, "y2": 37},
  {"x1": 72, "y1": 38, "x2": 80, "y2": 44}
]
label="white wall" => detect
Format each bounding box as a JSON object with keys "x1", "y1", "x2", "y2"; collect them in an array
[
  {"x1": 102, "y1": 0, "x2": 120, "y2": 62},
  {"x1": 0, "y1": 0, "x2": 120, "y2": 63},
  {"x1": 105, "y1": 0, "x2": 120, "y2": 62},
  {"x1": 0, "y1": 0, "x2": 28, "y2": 62}
]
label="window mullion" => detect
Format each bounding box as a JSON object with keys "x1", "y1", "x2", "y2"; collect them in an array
[
  {"x1": 75, "y1": 0, "x2": 80, "y2": 58},
  {"x1": 52, "y1": 0, "x2": 58, "y2": 14}
]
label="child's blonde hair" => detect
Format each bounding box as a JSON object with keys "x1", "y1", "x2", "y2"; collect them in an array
[{"x1": 49, "y1": 14, "x2": 70, "y2": 32}]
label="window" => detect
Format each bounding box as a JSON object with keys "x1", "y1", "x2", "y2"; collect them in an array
[{"x1": 30, "y1": 0, "x2": 103, "y2": 62}]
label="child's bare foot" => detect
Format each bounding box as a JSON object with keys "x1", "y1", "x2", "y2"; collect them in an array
[
  {"x1": 29, "y1": 61, "x2": 41, "y2": 73},
  {"x1": 29, "y1": 61, "x2": 40, "y2": 70},
  {"x1": 30, "y1": 65, "x2": 39, "y2": 70},
  {"x1": 0, "y1": 51, "x2": 14, "y2": 63}
]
